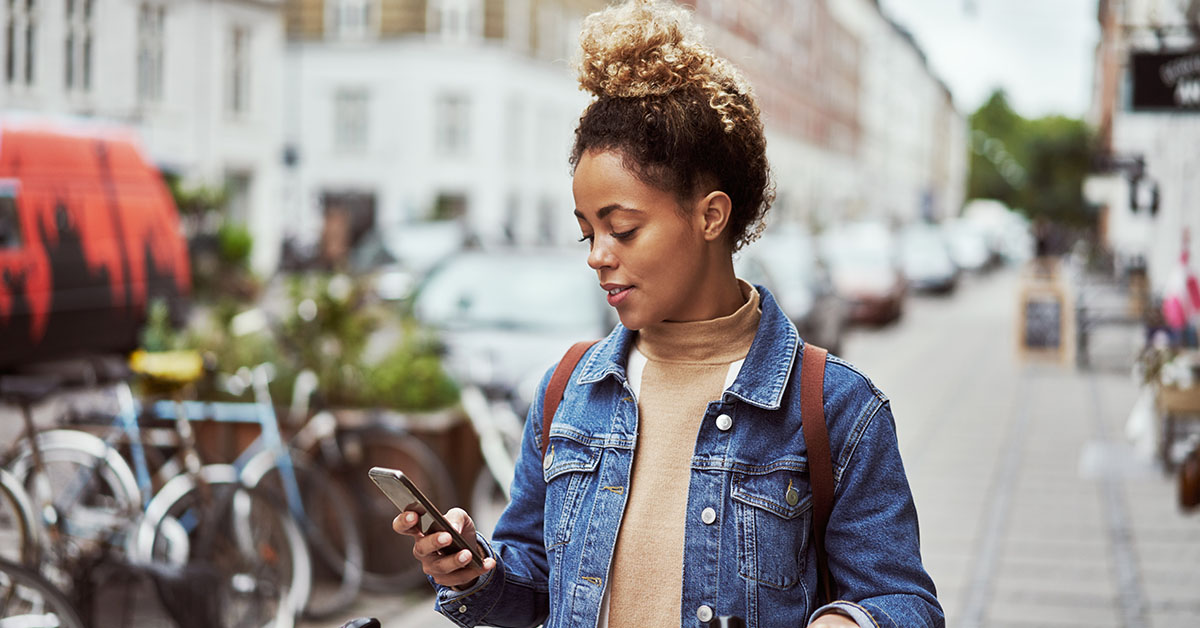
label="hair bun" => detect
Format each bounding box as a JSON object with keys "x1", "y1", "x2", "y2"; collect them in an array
[{"x1": 576, "y1": 0, "x2": 739, "y2": 100}]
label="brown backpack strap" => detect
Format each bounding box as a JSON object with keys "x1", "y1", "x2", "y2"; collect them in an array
[
  {"x1": 540, "y1": 340, "x2": 599, "y2": 458},
  {"x1": 800, "y1": 343, "x2": 835, "y2": 604}
]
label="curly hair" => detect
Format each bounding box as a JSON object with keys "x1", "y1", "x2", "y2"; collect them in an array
[{"x1": 569, "y1": 0, "x2": 774, "y2": 251}]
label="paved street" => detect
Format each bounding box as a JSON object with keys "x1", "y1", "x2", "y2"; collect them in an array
[{"x1": 304, "y1": 268, "x2": 1199, "y2": 627}]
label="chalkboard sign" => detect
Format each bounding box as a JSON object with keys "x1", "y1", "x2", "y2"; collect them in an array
[
  {"x1": 1017, "y1": 275, "x2": 1072, "y2": 364},
  {"x1": 1023, "y1": 298, "x2": 1062, "y2": 349}
]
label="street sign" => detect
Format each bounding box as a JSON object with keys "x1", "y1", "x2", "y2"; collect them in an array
[{"x1": 1131, "y1": 49, "x2": 1200, "y2": 111}]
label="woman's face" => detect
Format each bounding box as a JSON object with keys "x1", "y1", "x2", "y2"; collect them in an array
[{"x1": 573, "y1": 149, "x2": 712, "y2": 331}]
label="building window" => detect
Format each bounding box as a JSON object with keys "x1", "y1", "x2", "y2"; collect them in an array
[
  {"x1": 228, "y1": 26, "x2": 250, "y2": 114},
  {"x1": 435, "y1": 93, "x2": 469, "y2": 157},
  {"x1": 329, "y1": 0, "x2": 374, "y2": 40},
  {"x1": 430, "y1": 0, "x2": 481, "y2": 43},
  {"x1": 333, "y1": 88, "x2": 369, "y2": 153},
  {"x1": 64, "y1": 0, "x2": 93, "y2": 91},
  {"x1": 504, "y1": 96, "x2": 523, "y2": 164},
  {"x1": 6, "y1": 0, "x2": 37, "y2": 86},
  {"x1": 137, "y1": 3, "x2": 165, "y2": 103},
  {"x1": 226, "y1": 171, "x2": 253, "y2": 226}
]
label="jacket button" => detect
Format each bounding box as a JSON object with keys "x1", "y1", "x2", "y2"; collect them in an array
[
  {"x1": 543, "y1": 446, "x2": 554, "y2": 470},
  {"x1": 701, "y1": 507, "x2": 717, "y2": 524},
  {"x1": 716, "y1": 414, "x2": 733, "y2": 431},
  {"x1": 458, "y1": 605, "x2": 468, "y2": 613},
  {"x1": 786, "y1": 484, "x2": 801, "y2": 507},
  {"x1": 696, "y1": 605, "x2": 714, "y2": 622}
]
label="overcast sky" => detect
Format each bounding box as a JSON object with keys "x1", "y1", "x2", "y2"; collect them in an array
[{"x1": 878, "y1": 0, "x2": 1101, "y2": 119}]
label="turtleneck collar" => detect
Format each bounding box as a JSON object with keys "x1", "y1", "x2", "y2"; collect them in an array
[{"x1": 635, "y1": 279, "x2": 761, "y2": 364}]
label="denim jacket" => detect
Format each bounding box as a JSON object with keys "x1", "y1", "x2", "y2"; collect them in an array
[{"x1": 434, "y1": 286, "x2": 943, "y2": 628}]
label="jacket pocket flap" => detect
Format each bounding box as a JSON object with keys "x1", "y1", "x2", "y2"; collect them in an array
[
  {"x1": 731, "y1": 470, "x2": 811, "y2": 520},
  {"x1": 543, "y1": 436, "x2": 601, "y2": 482}
]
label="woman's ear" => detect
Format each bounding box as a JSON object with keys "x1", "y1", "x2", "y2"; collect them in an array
[{"x1": 697, "y1": 190, "x2": 733, "y2": 243}]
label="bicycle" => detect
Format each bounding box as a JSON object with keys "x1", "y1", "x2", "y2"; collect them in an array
[
  {"x1": 0, "y1": 556, "x2": 85, "y2": 628},
  {"x1": 151, "y1": 363, "x2": 365, "y2": 619},
  {"x1": 0, "y1": 465, "x2": 41, "y2": 566},
  {"x1": 226, "y1": 302, "x2": 459, "y2": 594},
  {"x1": 2, "y1": 356, "x2": 311, "y2": 628}
]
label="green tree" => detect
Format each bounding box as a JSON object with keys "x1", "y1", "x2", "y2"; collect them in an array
[{"x1": 966, "y1": 89, "x2": 1095, "y2": 225}]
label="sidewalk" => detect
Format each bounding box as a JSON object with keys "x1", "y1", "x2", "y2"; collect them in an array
[{"x1": 851, "y1": 269, "x2": 1199, "y2": 628}]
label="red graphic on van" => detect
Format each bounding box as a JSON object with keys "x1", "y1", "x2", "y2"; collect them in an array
[{"x1": 0, "y1": 118, "x2": 190, "y2": 368}]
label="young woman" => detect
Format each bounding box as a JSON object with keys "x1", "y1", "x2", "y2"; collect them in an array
[{"x1": 394, "y1": 2, "x2": 943, "y2": 626}]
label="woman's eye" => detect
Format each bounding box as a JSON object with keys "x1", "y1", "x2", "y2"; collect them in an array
[
  {"x1": 611, "y1": 229, "x2": 636, "y2": 240},
  {"x1": 578, "y1": 234, "x2": 594, "y2": 244}
]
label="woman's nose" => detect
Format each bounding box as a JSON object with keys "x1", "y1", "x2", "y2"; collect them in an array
[{"x1": 587, "y1": 239, "x2": 616, "y2": 270}]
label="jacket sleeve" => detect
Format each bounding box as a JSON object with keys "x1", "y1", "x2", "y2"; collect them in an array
[
  {"x1": 808, "y1": 399, "x2": 945, "y2": 628},
  {"x1": 432, "y1": 368, "x2": 555, "y2": 628}
]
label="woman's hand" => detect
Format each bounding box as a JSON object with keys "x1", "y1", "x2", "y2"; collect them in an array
[
  {"x1": 392, "y1": 507, "x2": 496, "y2": 589},
  {"x1": 807, "y1": 612, "x2": 858, "y2": 627}
]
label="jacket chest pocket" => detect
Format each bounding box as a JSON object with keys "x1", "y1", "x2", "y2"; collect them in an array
[
  {"x1": 731, "y1": 469, "x2": 812, "y2": 590},
  {"x1": 542, "y1": 437, "x2": 601, "y2": 551}
]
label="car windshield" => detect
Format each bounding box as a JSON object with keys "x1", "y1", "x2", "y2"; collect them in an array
[{"x1": 414, "y1": 253, "x2": 602, "y2": 331}]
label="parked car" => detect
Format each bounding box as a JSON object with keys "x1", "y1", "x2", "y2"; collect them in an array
[
  {"x1": 0, "y1": 115, "x2": 191, "y2": 369},
  {"x1": 943, "y1": 219, "x2": 994, "y2": 272},
  {"x1": 410, "y1": 248, "x2": 614, "y2": 415},
  {"x1": 737, "y1": 230, "x2": 847, "y2": 354},
  {"x1": 821, "y1": 225, "x2": 907, "y2": 325},
  {"x1": 899, "y1": 224, "x2": 959, "y2": 294}
]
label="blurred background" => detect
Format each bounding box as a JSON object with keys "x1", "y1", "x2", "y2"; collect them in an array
[{"x1": 0, "y1": 0, "x2": 1199, "y2": 627}]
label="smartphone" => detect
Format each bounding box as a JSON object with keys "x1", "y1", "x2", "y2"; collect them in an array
[{"x1": 368, "y1": 466, "x2": 485, "y2": 569}]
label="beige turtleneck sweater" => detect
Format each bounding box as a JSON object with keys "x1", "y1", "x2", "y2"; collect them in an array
[{"x1": 606, "y1": 281, "x2": 761, "y2": 628}]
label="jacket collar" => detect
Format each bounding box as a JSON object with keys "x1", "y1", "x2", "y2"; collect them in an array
[{"x1": 576, "y1": 284, "x2": 800, "y2": 410}]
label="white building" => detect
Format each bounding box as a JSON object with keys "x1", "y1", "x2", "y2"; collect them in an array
[
  {"x1": 289, "y1": 0, "x2": 968, "y2": 264},
  {"x1": 0, "y1": 0, "x2": 287, "y2": 273},
  {"x1": 828, "y1": 0, "x2": 968, "y2": 225},
  {"x1": 1090, "y1": 0, "x2": 1200, "y2": 294},
  {"x1": 284, "y1": 0, "x2": 604, "y2": 261}
]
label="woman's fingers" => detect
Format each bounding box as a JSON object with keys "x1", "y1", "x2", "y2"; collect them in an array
[
  {"x1": 413, "y1": 531, "x2": 456, "y2": 560},
  {"x1": 392, "y1": 511, "x2": 421, "y2": 536},
  {"x1": 393, "y1": 507, "x2": 495, "y2": 588}
]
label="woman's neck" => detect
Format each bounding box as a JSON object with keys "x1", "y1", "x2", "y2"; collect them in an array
[{"x1": 666, "y1": 254, "x2": 744, "y2": 323}]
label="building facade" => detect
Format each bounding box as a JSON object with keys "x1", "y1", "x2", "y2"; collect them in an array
[
  {"x1": 283, "y1": 0, "x2": 606, "y2": 262},
  {"x1": 1089, "y1": 0, "x2": 1200, "y2": 294},
  {"x1": 0, "y1": 0, "x2": 287, "y2": 273},
  {"x1": 287, "y1": 0, "x2": 967, "y2": 264},
  {"x1": 827, "y1": 0, "x2": 967, "y2": 226}
]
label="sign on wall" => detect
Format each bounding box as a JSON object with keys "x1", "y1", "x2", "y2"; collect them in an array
[{"x1": 1131, "y1": 50, "x2": 1200, "y2": 111}]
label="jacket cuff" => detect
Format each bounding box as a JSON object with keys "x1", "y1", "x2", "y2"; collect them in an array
[
  {"x1": 809, "y1": 601, "x2": 879, "y2": 628},
  {"x1": 432, "y1": 533, "x2": 503, "y2": 627}
]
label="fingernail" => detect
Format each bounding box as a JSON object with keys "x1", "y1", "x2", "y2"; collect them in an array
[
  {"x1": 440, "y1": 533, "x2": 451, "y2": 544},
  {"x1": 406, "y1": 513, "x2": 416, "y2": 524},
  {"x1": 458, "y1": 551, "x2": 470, "y2": 564}
]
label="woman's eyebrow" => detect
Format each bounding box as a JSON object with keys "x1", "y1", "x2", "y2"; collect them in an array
[{"x1": 574, "y1": 204, "x2": 643, "y2": 220}]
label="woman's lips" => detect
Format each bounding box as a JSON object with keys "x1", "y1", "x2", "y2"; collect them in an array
[{"x1": 604, "y1": 285, "x2": 633, "y2": 307}]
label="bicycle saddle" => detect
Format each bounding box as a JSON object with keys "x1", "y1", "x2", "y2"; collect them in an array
[{"x1": 0, "y1": 374, "x2": 62, "y2": 405}]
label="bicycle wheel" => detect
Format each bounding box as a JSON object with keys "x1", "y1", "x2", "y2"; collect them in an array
[
  {"x1": 0, "y1": 468, "x2": 40, "y2": 565},
  {"x1": 133, "y1": 464, "x2": 311, "y2": 628},
  {"x1": 241, "y1": 449, "x2": 364, "y2": 619},
  {"x1": 6, "y1": 429, "x2": 141, "y2": 588},
  {"x1": 325, "y1": 424, "x2": 455, "y2": 592},
  {"x1": 0, "y1": 556, "x2": 85, "y2": 628}
]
